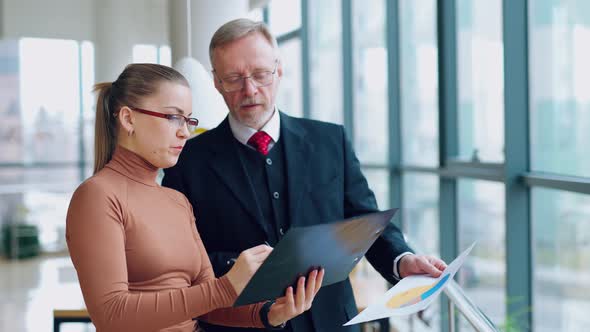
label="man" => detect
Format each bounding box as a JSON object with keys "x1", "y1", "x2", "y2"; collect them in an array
[{"x1": 163, "y1": 18, "x2": 446, "y2": 332}]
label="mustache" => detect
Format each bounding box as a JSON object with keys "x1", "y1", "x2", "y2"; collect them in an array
[{"x1": 240, "y1": 99, "x2": 263, "y2": 107}]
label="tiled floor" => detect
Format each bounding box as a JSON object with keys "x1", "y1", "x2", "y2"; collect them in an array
[{"x1": 0, "y1": 253, "x2": 94, "y2": 332}]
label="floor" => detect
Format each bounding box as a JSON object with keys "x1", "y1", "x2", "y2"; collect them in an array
[{"x1": 0, "y1": 253, "x2": 94, "y2": 332}]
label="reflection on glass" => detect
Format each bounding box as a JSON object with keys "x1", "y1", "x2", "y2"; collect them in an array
[
  {"x1": 533, "y1": 188, "x2": 590, "y2": 332},
  {"x1": 309, "y1": 0, "x2": 343, "y2": 124},
  {"x1": 362, "y1": 168, "x2": 389, "y2": 210},
  {"x1": 19, "y1": 38, "x2": 81, "y2": 163},
  {"x1": 269, "y1": 0, "x2": 301, "y2": 35},
  {"x1": 352, "y1": 0, "x2": 388, "y2": 164},
  {"x1": 458, "y1": 180, "x2": 505, "y2": 327},
  {"x1": 277, "y1": 39, "x2": 303, "y2": 117},
  {"x1": 400, "y1": 0, "x2": 439, "y2": 167},
  {"x1": 529, "y1": 0, "x2": 590, "y2": 178},
  {"x1": 457, "y1": 0, "x2": 504, "y2": 162}
]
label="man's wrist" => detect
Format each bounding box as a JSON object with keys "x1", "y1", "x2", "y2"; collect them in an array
[{"x1": 393, "y1": 252, "x2": 414, "y2": 279}]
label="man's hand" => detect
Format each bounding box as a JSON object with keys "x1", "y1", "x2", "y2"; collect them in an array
[{"x1": 399, "y1": 254, "x2": 447, "y2": 278}]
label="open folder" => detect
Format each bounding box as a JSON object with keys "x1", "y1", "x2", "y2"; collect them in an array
[{"x1": 234, "y1": 208, "x2": 398, "y2": 306}]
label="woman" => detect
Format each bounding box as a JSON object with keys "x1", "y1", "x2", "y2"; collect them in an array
[{"x1": 66, "y1": 63, "x2": 323, "y2": 331}]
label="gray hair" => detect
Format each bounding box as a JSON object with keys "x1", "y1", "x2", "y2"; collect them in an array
[{"x1": 209, "y1": 18, "x2": 278, "y2": 67}]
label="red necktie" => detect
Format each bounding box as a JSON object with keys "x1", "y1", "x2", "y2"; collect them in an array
[{"x1": 248, "y1": 131, "x2": 272, "y2": 156}]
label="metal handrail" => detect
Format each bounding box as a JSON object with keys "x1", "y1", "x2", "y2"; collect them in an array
[{"x1": 443, "y1": 280, "x2": 499, "y2": 332}]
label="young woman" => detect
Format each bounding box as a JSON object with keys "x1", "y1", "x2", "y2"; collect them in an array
[{"x1": 66, "y1": 63, "x2": 323, "y2": 331}]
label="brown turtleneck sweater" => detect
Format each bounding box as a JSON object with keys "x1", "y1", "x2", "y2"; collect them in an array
[{"x1": 66, "y1": 146, "x2": 263, "y2": 331}]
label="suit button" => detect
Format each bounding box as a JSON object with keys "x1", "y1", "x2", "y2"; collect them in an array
[
  {"x1": 273, "y1": 192, "x2": 279, "y2": 199},
  {"x1": 279, "y1": 228, "x2": 284, "y2": 235},
  {"x1": 266, "y1": 158, "x2": 272, "y2": 165}
]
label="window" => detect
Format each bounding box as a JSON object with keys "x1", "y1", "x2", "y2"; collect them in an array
[
  {"x1": 276, "y1": 39, "x2": 303, "y2": 117},
  {"x1": 529, "y1": 0, "x2": 590, "y2": 178},
  {"x1": 352, "y1": 0, "x2": 388, "y2": 165},
  {"x1": 400, "y1": 0, "x2": 439, "y2": 167},
  {"x1": 532, "y1": 188, "x2": 590, "y2": 331},
  {"x1": 403, "y1": 174, "x2": 439, "y2": 257},
  {"x1": 0, "y1": 38, "x2": 94, "y2": 253},
  {"x1": 458, "y1": 180, "x2": 506, "y2": 326},
  {"x1": 308, "y1": 0, "x2": 343, "y2": 124},
  {"x1": 457, "y1": 0, "x2": 504, "y2": 162}
]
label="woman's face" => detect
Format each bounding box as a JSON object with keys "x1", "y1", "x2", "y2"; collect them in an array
[{"x1": 124, "y1": 81, "x2": 193, "y2": 169}]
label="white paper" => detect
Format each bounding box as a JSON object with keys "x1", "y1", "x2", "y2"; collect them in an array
[{"x1": 344, "y1": 242, "x2": 475, "y2": 326}]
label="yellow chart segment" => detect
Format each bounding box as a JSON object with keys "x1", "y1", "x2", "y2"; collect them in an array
[{"x1": 386, "y1": 284, "x2": 434, "y2": 308}]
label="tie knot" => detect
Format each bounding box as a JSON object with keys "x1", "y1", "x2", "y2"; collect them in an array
[{"x1": 247, "y1": 131, "x2": 272, "y2": 155}]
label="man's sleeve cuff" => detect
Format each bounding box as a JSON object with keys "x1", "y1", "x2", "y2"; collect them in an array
[{"x1": 393, "y1": 252, "x2": 414, "y2": 279}]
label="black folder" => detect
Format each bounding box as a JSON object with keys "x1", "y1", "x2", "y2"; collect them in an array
[{"x1": 234, "y1": 208, "x2": 398, "y2": 306}]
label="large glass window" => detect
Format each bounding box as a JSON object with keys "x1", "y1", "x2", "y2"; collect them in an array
[
  {"x1": 276, "y1": 39, "x2": 303, "y2": 117},
  {"x1": 532, "y1": 188, "x2": 590, "y2": 332},
  {"x1": 351, "y1": 0, "x2": 388, "y2": 165},
  {"x1": 529, "y1": 0, "x2": 590, "y2": 178},
  {"x1": 457, "y1": 0, "x2": 504, "y2": 162},
  {"x1": 0, "y1": 38, "x2": 94, "y2": 254},
  {"x1": 403, "y1": 174, "x2": 439, "y2": 257},
  {"x1": 362, "y1": 168, "x2": 389, "y2": 210},
  {"x1": 308, "y1": 0, "x2": 343, "y2": 124},
  {"x1": 19, "y1": 38, "x2": 81, "y2": 164},
  {"x1": 400, "y1": 0, "x2": 439, "y2": 167},
  {"x1": 458, "y1": 180, "x2": 506, "y2": 327}
]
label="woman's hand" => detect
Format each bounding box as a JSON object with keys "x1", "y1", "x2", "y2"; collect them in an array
[
  {"x1": 267, "y1": 268, "x2": 325, "y2": 327},
  {"x1": 225, "y1": 245, "x2": 273, "y2": 295}
]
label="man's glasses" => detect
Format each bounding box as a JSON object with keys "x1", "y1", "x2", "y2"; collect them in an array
[
  {"x1": 130, "y1": 107, "x2": 199, "y2": 133},
  {"x1": 214, "y1": 60, "x2": 279, "y2": 93}
]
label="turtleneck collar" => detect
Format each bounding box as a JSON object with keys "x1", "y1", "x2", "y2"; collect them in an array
[{"x1": 105, "y1": 145, "x2": 159, "y2": 187}]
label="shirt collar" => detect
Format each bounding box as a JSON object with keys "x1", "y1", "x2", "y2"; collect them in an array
[{"x1": 228, "y1": 106, "x2": 281, "y2": 146}]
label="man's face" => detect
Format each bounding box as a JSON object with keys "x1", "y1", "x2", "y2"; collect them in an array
[{"x1": 212, "y1": 32, "x2": 282, "y2": 130}]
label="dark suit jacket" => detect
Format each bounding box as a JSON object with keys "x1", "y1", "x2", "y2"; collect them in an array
[{"x1": 162, "y1": 112, "x2": 412, "y2": 332}]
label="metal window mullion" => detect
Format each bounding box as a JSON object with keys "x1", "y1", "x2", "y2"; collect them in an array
[
  {"x1": 78, "y1": 43, "x2": 86, "y2": 182},
  {"x1": 437, "y1": 0, "x2": 459, "y2": 331},
  {"x1": 386, "y1": 0, "x2": 403, "y2": 225},
  {"x1": 276, "y1": 29, "x2": 301, "y2": 44},
  {"x1": 300, "y1": 0, "x2": 311, "y2": 119},
  {"x1": 503, "y1": 1, "x2": 532, "y2": 330},
  {"x1": 342, "y1": 0, "x2": 354, "y2": 138}
]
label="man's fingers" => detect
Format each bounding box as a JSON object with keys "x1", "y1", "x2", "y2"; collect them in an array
[
  {"x1": 418, "y1": 257, "x2": 442, "y2": 277},
  {"x1": 430, "y1": 257, "x2": 447, "y2": 271}
]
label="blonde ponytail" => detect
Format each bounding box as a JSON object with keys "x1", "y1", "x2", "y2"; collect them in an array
[{"x1": 93, "y1": 82, "x2": 117, "y2": 174}]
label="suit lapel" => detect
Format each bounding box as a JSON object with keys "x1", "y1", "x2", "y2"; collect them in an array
[
  {"x1": 205, "y1": 118, "x2": 270, "y2": 236},
  {"x1": 281, "y1": 113, "x2": 313, "y2": 227}
]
